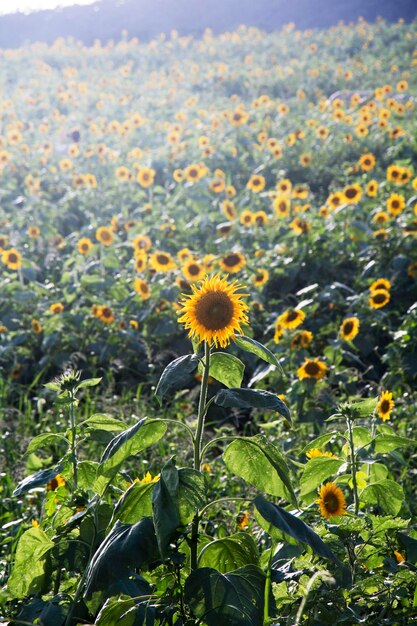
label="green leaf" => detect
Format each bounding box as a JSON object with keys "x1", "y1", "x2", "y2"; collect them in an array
[
  {"x1": 13, "y1": 466, "x2": 63, "y2": 497},
  {"x1": 339, "y1": 397, "x2": 378, "y2": 419},
  {"x1": 234, "y1": 335, "x2": 282, "y2": 370},
  {"x1": 360, "y1": 479, "x2": 404, "y2": 515},
  {"x1": 80, "y1": 413, "x2": 126, "y2": 432},
  {"x1": 198, "y1": 533, "x2": 259, "y2": 573},
  {"x1": 200, "y1": 352, "x2": 244, "y2": 388},
  {"x1": 344, "y1": 426, "x2": 372, "y2": 449},
  {"x1": 113, "y1": 481, "x2": 156, "y2": 524},
  {"x1": 95, "y1": 597, "x2": 136, "y2": 626},
  {"x1": 223, "y1": 435, "x2": 296, "y2": 505},
  {"x1": 77, "y1": 377, "x2": 102, "y2": 389},
  {"x1": 95, "y1": 419, "x2": 166, "y2": 495},
  {"x1": 215, "y1": 388, "x2": 290, "y2": 420},
  {"x1": 7, "y1": 528, "x2": 54, "y2": 598},
  {"x1": 84, "y1": 517, "x2": 158, "y2": 599},
  {"x1": 152, "y1": 458, "x2": 181, "y2": 558},
  {"x1": 374, "y1": 433, "x2": 416, "y2": 453},
  {"x1": 155, "y1": 354, "x2": 198, "y2": 403},
  {"x1": 178, "y1": 468, "x2": 207, "y2": 525},
  {"x1": 78, "y1": 461, "x2": 99, "y2": 490},
  {"x1": 300, "y1": 457, "x2": 345, "y2": 498},
  {"x1": 184, "y1": 565, "x2": 266, "y2": 626},
  {"x1": 25, "y1": 433, "x2": 67, "y2": 455},
  {"x1": 301, "y1": 432, "x2": 340, "y2": 454},
  {"x1": 254, "y1": 496, "x2": 340, "y2": 565}
]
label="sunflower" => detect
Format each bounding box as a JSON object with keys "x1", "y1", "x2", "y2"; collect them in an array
[
  {"x1": 31, "y1": 319, "x2": 43, "y2": 334},
  {"x1": 252, "y1": 269, "x2": 269, "y2": 287},
  {"x1": 149, "y1": 251, "x2": 177, "y2": 272},
  {"x1": 184, "y1": 163, "x2": 203, "y2": 183},
  {"x1": 278, "y1": 308, "x2": 305, "y2": 330},
  {"x1": 373, "y1": 211, "x2": 389, "y2": 225},
  {"x1": 377, "y1": 390, "x2": 394, "y2": 421},
  {"x1": 98, "y1": 306, "x2": 115, "y2": 324},
  {"x1": 28, "y1": 226, "x2": 40, "y2": 238},
  {"x1": 369, "y1": 278, "x2": 391, "y2": 292},
  {"x1": 247, "y1": 174, "x2": 266, "y2": 193},
  {"x1": 290, "y1": 330, "x2": 313, "y2": 349},
  {"x1": 50, "y1": 302, "x2": 64, "y2": 314},
  {"x1": 209, "y1": 178, "x2": 226, "y2": 193},
  {"x1": 2, "y1": 248, "x2": 22, "y2": 270},
  {"x1": 77, "y1": 237, "x2": 93, "y2": 255},
  {"x1": 182, "y1": 260, "x2": 206, "y2": 282},
  {"x1": 134, "y1": 253, "x2": 147, "y2": 273},
  {"x1": 386, "y1": 165, "x2": 402, "y2": 184},
  {"x1": 240, "y1": 210, "x2": 254, "y2": 227},
  {"x1": 221, "y1": 200, "x2": 237, "y2": 220},
  {"x1": 115, "y1": 166, "x2": 132, "y2": 181},
  {"x1": 253, "y1": 211, "x2": 268, "y2": 226},
  {"x1": 133, "y1": 235, "x2": 152, "y2": 252},
  {"x1": 387, "y1": 193, "x2": 405, "y2": 217},
  {"x1": 0, "y1": 235, "x2": 9, "y2": 251},
  {"x1": 134, "y1": 278, "x2": 151, "y2": 300},
  {"x1": 96, "y1": 226, "x2": 114, "y2": 246},
  {"x1": 177, "y1": 247, "x2": 194, "y2": 263},
  {"x1": 273, "y1": 196, "x2": 291, "y2": 217},
  {"x1": 316, "y1": 482, "x2": 347, "y2": 519},
  {"x1": 230, "y1": 109, "x2": 249, "y2": 127},
  {"x1": 340, "y1": 317, "x2": 360, "y2": 341},
  {"x1": 306, "y1": 448, "x2": 337, "y2": 460},
  {"x1": 299, "y1": 154, "x2": 312, "y2": 167},
  {"x1": 290, "y1": 218, "x2": 311, "y2": 235},
  {"x1": 297, "y1": 358, "x2": 327, "y2": 380},
  {"x1": 276, "y1": 178, "x2": 292, "y2": 195},
  {"x1": 173, "y1": 169, "x2": 184, "y2": 182},
  {"x1": 178, "y1": 274, "x2": 249, "y2": 348},
  {"x1": 343, "y1": 184, "x2": 362, "y2": 204},
  {"x1": 366, "y1": 180, "x2": 379, "y2": 197},
  {"x1": 219, "y1": 252, "x2": 246, "y2": 274},
  {"x1": 137, "y1": 167, "x2": 155, "y2": 188},
  {"x1": 359, "y1": 153, "x2": 376, "y2": 171},
  {"x1": 327, "y1": 192, "x2": 345, "y2": 209},
  {"x1": 369, "y1": 289, "x2": 390, "y2": 309},
  {"x1": 47, "y1": 474, "x2": 66, "y2": 491}
]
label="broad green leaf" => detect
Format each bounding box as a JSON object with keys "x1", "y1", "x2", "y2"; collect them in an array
[
  {"x1": 198, "y1": 533, "x2": 258, "y2": 573},
  {"x1": 344, "y1": 426, "x2": 372, "y2": 448},
  {"x1": 113, "y1": 481, "x2": 156, "y2": 524},
  {"x1": 155, "y1": 354, "x2": 198, "y2": 403},
  {"x1": 84, "y1": 517, "x2": 158, "y2": 598},
  {"x1": 374, "y1": 433, "x2": 416, "y2": 453},
  {"x1": 300, "y1": 457, "x2": 345, "y2": 498},
  {"x1": 200, "y1": 352, "x2": 244, "y2": 388},
  {"x1": 215, "y1": 388, "x2": 290, "y2": 420},
  {"x1": 184, "y1": 565, "x2": 266, "y2": 626},
  {"x1": 95, "y1": 418, "x2": 166, "y2": 495},
  {"x1": 223, "y1": 435, "x2": 296, "y2": 504},
  {"x1": 178, "y1": 468, "x2": 207, "y2": 524},
  {"x1": 7, "y1": 528, "x2": 54, "y2": 598},
  {"x1": 80, "y1": 413, "x2": 126, "y2": 432},
  {"x1": 152, "y1": 458, "x2": 181, "y2": 558},
  {"x1": 77, "y1": 377, "x2": 102, "y2": 389},
  {"x1": 25, "y1": 433, "x2": 67, "y2": 455},
  {"x1": 77, "y1": 461, "x2": 99, "y2": 490},
  {"x1": 301, "y1": 432, "x2": 340, "y2": 454},
  {"x1": 398, "y1": 533, "x2": 417, "y2": 564},
  {"x1": 339, "y1": 397, "x2": 378, "y2": 419},
  {"x1": 254, "y1": 496, "x2": 340, "y2": 565},
  {"x1": 360, "y1": 479, "x2": 404, "y2": 516},
  {"x1": 13, "y1": 465, "x2": 63, "y2": 497},
  {"x1": 234, "y1": 335, "x2": 282, "y2": 370},
  {"x1": 95, "y1": 597, "x2": 135, "y2": 626}
]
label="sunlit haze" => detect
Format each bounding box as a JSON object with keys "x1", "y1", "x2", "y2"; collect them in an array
[{"x1": 0, "y1": 0, "x2": 96, "y2": 15}]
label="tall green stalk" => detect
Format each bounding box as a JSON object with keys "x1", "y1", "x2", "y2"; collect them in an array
[
  {"x1": 190, "y1": 341, "x2": 211, "y2": 570},
  {"x1": 346, "y1": 417, "x2": 359, "y2": 515},
  {"x1": 69, "y1": 387, "x2": 78, "y2": 489}
]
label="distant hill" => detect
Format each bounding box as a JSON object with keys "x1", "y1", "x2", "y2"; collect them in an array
[{"x1": 0, "y1": 0, "x2": 416, "y2": 48}]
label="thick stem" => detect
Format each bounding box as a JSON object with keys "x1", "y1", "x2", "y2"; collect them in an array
[
  {"x1": 263, "y1": 547, "x2": 273, "y2": 625},
  {"x1": 190, "y1": 342, "x2": 211, "y2": 570},
  {"x1": 70, "y1": 388, "x2": 78, "y2": 489},
  {"x1": 347, "y1": 417, "x2": 359, "y2": 515}
]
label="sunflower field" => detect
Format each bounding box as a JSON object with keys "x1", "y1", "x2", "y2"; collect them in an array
[{"x1": 1, "y1": 15, "x2": 417, "y2": 626}]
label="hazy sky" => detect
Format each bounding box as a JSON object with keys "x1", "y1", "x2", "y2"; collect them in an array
[{"x1": 0, "y1": 0, "x2": 96, "y2": 14}]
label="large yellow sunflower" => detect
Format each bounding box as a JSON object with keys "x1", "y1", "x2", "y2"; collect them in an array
[
  {"x1": 377, "y1": 390, "x2": 394, "y2": 421},
  {"x1": 219, "y1": 252, "x2": 246, "y2": 274},
  {"x1": 178, "y1": 274, "x2": 249, "y2": 348},
  {"x1": 297, "y1": 358, "x2": 327, "y2": 380},
  {"x1": 278, "y1": 308, "x2": 305, "y2": 330},
  {"x1": 316, "y1": 482, "x2": 347, "y2": 519},
  {"x1": 339, "y1": 317, "x2": 360, "y2": 342}
]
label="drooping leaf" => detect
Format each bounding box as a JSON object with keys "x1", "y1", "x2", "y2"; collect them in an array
[
  {"x1": 234, "y1": 335, "x2": 282, "y2": 370},
  {"x1": 25, "y1": 433, "x2": 67, "y2": 455},
  {"x1": 95, "y1": 418, "x2": 166, "y2": 495},
  {"x1": 80, "y1": 413, "x2": 126, "y2": 432},
  {"x1": 215, "y1": 388, "x2": 290, "y2": 420},
  {"x1": 223, "y1": 435, "x2": 296, "y2": 505},
  {"x1": 152, "y1": 458, "x2": 181, "y2": 559},
  {"x1": 95, "y1": 597, "x2": 136, "y2": 626},
  {"x1": 299, "y1": 457, "x2": 345, "y2": 498},
  {"x1": 184, "y1": 565, "x2": 266, "y2": 626},
  {"x1": 200, "y1": 352, "x2": 244, "y2": 388},
  {"x1": 7, "y1": 528, "x2": 54, "y2": 598},
  {"x1": 113, "y1": 481, "x2": 156, "y2": 524},
  {"x1": 178, "y1": 468, "x2": 207, "y2": 525},
  {"x1": 374, "y1": 433, "x2": 417, "y2": 453},
  {"x1": 360, "y1": 479, "x2": 404, "y2": 516},
  {"x1": 77, "y1": 377, "x2": 102, "y2": 389},
  {"x1": 198, "y1": 533, "x2": 259, "y2": 573},
  {"x1": 83, "y1": 517, "x2": 159, "y2": 599},
  {"x1": 155, "y1": 354, "x2": 198, "y2": 403},
  {"x1": 254, "y1": 496, "x2": 340, "y2": 565},
  {"x1": 13, "y1": 465, "x2": 63, "y2": 497}
]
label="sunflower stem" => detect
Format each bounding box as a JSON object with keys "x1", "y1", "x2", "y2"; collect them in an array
[
  {"x1": 346, "y1": 417, "x2": 359, "y2": 515},
  {"x1": 190, "y1": 341, "x2": 211, "y2": 570}
]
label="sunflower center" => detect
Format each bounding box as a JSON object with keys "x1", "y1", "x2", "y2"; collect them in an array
[
  {"x1": 380, "y1": 399, "x2": 390, "y2": 413},
  {"x1": 343, "y1": 321, "x2": 353, "y2": 335},
  {"x1": 188, "y1": 264, "x2": 200, "y2": 276},
  {"x1": 157, "y1": 254, "x2": 169, "y2": 265},
  {"x1": 345, "y1": 188, "x2": 357, "y2": 199},
  {"x1": 324, "y1": 493, "x2": 340, "y2": 514},
  {"x1": 391, "y1": 200, "x2": 399, "y2": 209},
  {"x1": 286, "y1": 310, "x2": 299, "y2": 322},
  {"x1": 223, "y1": 253, "x2": 240, "y2": 267},
  {"x1": 305, "y1": 361, "x2": 320, "y2": 376},
  {"x1": 8, "y1": 253, "x2": 18, "y2": 263},
  {"x1": 195, "y1": 291, "x2": 234, "y2": 331},
  {"x1": 373, "y1": 292, "x2": 387, "y2": 304}
]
